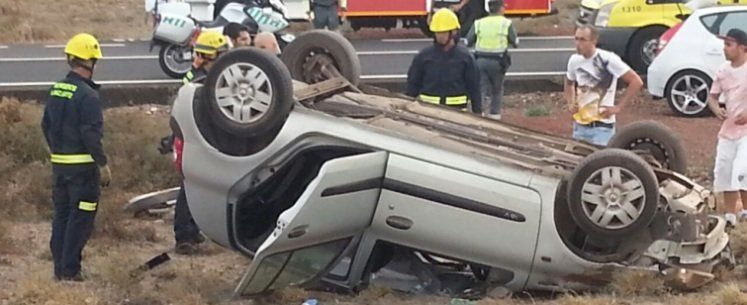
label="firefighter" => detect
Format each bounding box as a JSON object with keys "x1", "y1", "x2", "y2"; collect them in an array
[
  {"x1": 174, "y1": 31, "x2": 230, "y2": 254},
  {"x1": 41, "y1": 33, "x2": 111, "y2": 281},
  {"x1": 466, "y1": 0, "x2": 518, "y2": 120},
  {"x1": 407, "y1": 8, "x2": 482, "y2": 113},
  {"x1": 183, "y1": 31, "x2": 230, "y2": 84}
]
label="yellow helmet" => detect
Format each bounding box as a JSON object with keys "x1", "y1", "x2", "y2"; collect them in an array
[
  {"x1": 430, "y1": 9, "x2": 460, "y2": 33},
  {"x1": 64, "y1": 33, "x2": 103, "y2": 60},
  {"x1": 194, "y1": 31, "x2": 229, "y2": 56}
]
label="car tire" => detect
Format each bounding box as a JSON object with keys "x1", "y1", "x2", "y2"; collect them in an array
[
  {"x1": 203, "y1": 48, "x2": 294, "y2": 140},
  {"x1": 281, "y1": 30, "x2": 361, "y2": 85},
  {"x1": 567, "y1": 149, "x2": 659, "y2": 240},
  {"x1": 627, "y1": 26, "x2": 667, "y2": 73},
  {"x1": 665, "y1": 70, "x2": 713, "y2": 117},
  {"x1": 608, "y1": 120, "x2": 687, "y2": 173},
  {"x1": 159, "y1": 44, "x2": 193, "y2": 79}
]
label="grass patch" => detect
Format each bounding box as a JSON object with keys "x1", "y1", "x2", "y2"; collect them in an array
[
  {"x1": 607, "y1": 269, "x2": 668, "y2": 297},
  {"x1": 524, "y1": 105, "x2": 551, "y2": 117}
]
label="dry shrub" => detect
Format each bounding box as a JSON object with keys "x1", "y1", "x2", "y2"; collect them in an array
[
  {"x1": 729, "y1": 222, "x2": 747, "y2": 263},
  {"x1": 713, "y1": 283, "x2": 747, "y2": 305},
  {"x1": 147, "y1": 259, "x2": 233, "y2": 304},
  {"x1": 0, "y1": 220, "x2": 16, "y2": 255},
  {"x1": 556, "y1": 294, "x2": 623, "y2": 305},
  {"x1": 271, "y1": 287, "x2": 310, "y2": 304},
  {"x1": 7, "y1": 268, "x2": 103, "y2": 305},
  {"x1": 88, "y1": 246, "x2": 143, "y2": 289},
  {"x1": 607, "y1": 269, "x2": 668, "y2": 297}
]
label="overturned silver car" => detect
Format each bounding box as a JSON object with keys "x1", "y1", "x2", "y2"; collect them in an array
[{"x1": 167, "y1": 31, "x2": 733, "y2": 297}]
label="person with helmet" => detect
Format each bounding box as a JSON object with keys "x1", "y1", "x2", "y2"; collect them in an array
[
  {"x1": 41, "y1": 33, "x2": 111, "y2": 281},
  {"x1": 406, "y1": 8, "x2": 482, "y2": 113},
  {"x1": 466, "y1": 0, "x2": 518, "y2": 120},
  {"x1": 183, "y1": 31, "x2": 230, "y2": 84},
  {"x1": 169, "y1": 31, "x2": 230, "y2": 255}
]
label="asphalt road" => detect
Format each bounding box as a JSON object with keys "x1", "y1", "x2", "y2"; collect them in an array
[{"x1": 0, "y1": 36, "x2": 574, "y2": 88}]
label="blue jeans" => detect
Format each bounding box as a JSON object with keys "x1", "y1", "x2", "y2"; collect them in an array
[{"x1": 572, "y1": 122, "x2": 615, "y2": 146}]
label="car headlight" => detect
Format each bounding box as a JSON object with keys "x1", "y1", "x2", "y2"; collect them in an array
[{"x1": 594, "y1": 2, "x2": 616, "y2": 27}]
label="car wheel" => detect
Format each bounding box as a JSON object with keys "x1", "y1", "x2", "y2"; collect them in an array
[
  {"x1": 608, "y1": 120, "x2": 687, "y2": 173},
  {"x1": 567, "y1": 149, "x2": 659, "y2": 240},
  {"x1": 204, "y1": 48, "x2": 294, "y2": 139},
  {"x1": 665, "y1": 70, "x2": 713, "y2": 117},
  {"x1": 281, "y1": 30, "x2": 361, "y2": 85},
  {"x1": 627, "y1": 26, "x2": 667, "y2": 73}
]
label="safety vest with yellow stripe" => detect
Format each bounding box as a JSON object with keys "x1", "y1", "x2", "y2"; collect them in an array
[{"x1": 475, "y1": 15, "x2": 512, "y2": 54}]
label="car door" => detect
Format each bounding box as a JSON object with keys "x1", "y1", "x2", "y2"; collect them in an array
[
  {"x1": 232, "y1": 151, "x2": 387, "y2": 296},
  {"x1": 370, "y1": 154, "x2": 542, "y2": 290}
]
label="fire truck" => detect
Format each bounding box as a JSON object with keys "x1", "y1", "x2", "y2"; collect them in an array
[{"x1": 342, "y1": 0, "x2": 556, "y2": 34}]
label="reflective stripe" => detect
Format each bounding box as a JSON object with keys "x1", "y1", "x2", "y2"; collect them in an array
[
  {"x1": 475, "y1": 16, "x2": 511, "y2": 54},
  {"x1": 79, "y1": 201, "x2": 97, "y2": 212},
  {"x1": 419, "y1": 94, "x2": 467, "y2": 105},
  {"x1": 50, "y1": 154, "x2": 95, "y2": 164},
  {"x1": 182, "y1": 71, "x2": 194, "y2": 84},
  {"x1": 53, "y1": 83, "x2": 78, "y2": 92},
  {"x1": 50, "y1": 90, "x2": 74, "y2": 99}
]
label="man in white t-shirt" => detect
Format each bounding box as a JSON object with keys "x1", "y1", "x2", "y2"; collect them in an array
[
  {"x1": 564, "y1": 25, "x2": 643, "y2": 146},
  {"x1": 706, "y1": 28, "x2": 747, "y2": 226}
]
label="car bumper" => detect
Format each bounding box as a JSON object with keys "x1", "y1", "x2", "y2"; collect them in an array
[
  {"x1": 596, "y1": 27, "x2": 636, "y2": 59},
  {"x1": 647, "y1": 59, "x2": 667, "y2": 99}
]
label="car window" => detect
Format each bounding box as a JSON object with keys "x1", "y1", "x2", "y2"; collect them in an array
[{"x1": 700, "y1": 11, "x2": 747, "y2": 35}]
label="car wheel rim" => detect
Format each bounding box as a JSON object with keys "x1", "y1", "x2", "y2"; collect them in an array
[
  {"x1": 165, "y1": 45, "x2": 193, "y2": 74},
  {"x1": 214, "y1": 62, "x2": 273, "y2": 124},
  {"x1": 642, "y1": 38, "x2": 658, "y2": 65},
  {"x1": 670, "y1": 74, "x2": 709, "y2": 115},
  {"x1": 580, "y1": 166, "x2": 646, "y2": 230},
  {"x1": 623, "y1": 138, "x2": 670, "y2": 169}
]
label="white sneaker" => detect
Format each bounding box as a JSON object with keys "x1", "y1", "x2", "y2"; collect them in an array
[
  {"x1": 739, "y1": 210, "x2": 747, "y2": 220},
  {"x1": 725, "y1": 213, "x2": 738, "y2": 226},
  {"x1": 486, "y1": 114, "x2": 502, "y2": 120}
]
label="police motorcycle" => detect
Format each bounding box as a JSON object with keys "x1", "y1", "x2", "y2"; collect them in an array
[{"x1": 147, "y1": 0, "x2": 296, "y2": 78}]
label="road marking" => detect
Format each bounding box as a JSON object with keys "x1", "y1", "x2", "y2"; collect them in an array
[
  {"x1": 44, "y1": 43, "x2": 127, "y2": 48},
  {"x1": 0, "y1": 79, "x2": 182, "y2": 87},
  {"x1": 361, "y1": 71, "x2": 565, "y2": 80},
  {"x1": 381, "y1": 36, "x2": 573, "y2": 42},
  {"x1": 0, "y1": 72, "x2": 566, "y2": 87},
  {"x1": 357, "y1": 48, "x2": 574, "y2": 56},
  {"x1": 0, "y1": 55, "x2": 158, "y2": 62}
]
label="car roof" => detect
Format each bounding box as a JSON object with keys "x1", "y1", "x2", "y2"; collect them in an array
[{"x1": 691, "y1": 5, "x2": 747, "y2": 17}]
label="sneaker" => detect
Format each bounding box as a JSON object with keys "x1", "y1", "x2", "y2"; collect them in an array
[
  {"x1": 725, "y1": 213, "x2": 738, "y2": 227},
  {"x1": 192, "y1": 234, "x2": 206, "y2": 244},
  {"x1": 486, "y1": 114, "x2": 502, "y2": 120}
]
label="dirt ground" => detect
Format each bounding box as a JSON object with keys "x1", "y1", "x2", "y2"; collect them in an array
[
  {"x1": 1, "y1": 89, "x2": 744, "y2": 305},
  {"x1": 0, "y1": 0, "x2": 576, "y2": 43}
]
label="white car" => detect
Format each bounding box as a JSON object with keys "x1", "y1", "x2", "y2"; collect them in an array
[{"x1": 647, "y1": 5, "x2": 747, "y2": 117}]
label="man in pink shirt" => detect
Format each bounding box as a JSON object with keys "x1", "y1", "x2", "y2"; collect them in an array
[{"x1": 707, "y1": 28, "x2": 747, "y2": 226}]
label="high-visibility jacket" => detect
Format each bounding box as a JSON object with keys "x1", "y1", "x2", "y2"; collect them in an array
[
  {"x1": 41, "y1": 72, "x2": 107, "y2": 172},
  {"x1": 474, "y1": 15, "x2": 512, "y2": 54}
]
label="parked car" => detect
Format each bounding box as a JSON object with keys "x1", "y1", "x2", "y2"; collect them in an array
[
  {"x1": 167, "y1": 31, "x2": 733, "y2": 297},
  {"x1": 648, "y1": 5, "x2": 747, "y2": 117}
]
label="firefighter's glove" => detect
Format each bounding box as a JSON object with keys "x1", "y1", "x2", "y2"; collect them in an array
[{"x1": 99, "y1": 165, "x2": 112, "y2": 187}]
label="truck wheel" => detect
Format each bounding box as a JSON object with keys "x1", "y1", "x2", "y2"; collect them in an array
[
  {"x1": 282, "y1": 30, "x2": 361, "y2": 85},
  {"x1": 567, "y1": 149, "x2": 659, "y2": 240},
  {"x1": 665, "y1": 70, "x2": 713, "y2": 117},
  {"x1": 608, "y1": 120, "x2": 687, "y2": 173},
  {"x1": 203, "y1": 48, "x2": 294, "y2": 141},
  {"x1": 627, "y1": 26, "x2": 667, "y2": 73}
]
